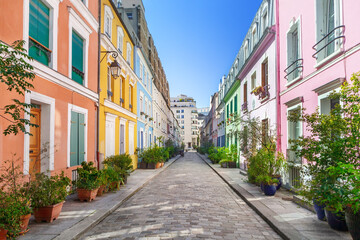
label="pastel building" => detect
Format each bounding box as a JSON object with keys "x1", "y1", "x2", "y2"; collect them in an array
[
  {"x1": 216, "y1": 76, "x2": 226, "y2": 147},
  {"x1": 0, "y1": 0, "x2": 99, "y2": 179},
  {"x1": 99, "y1": 0, "x2": 138, "y2": 169},
  {"x1": 278, "y1": 0, "x2": 360, "y2": 188}
]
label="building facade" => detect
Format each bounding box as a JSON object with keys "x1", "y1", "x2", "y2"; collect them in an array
[
  {"x1": 170, "y1": 95, "x2": 198, "y2": 149},
  {"x1": 278, "y1": 0, "x2": 360, "y2": 188},
  {"x1": 0, "y1": 0, "x2": 99, "y2": 179},
  {"x1": 99, "y1": 0, "x2": 138, "y2": 169}
]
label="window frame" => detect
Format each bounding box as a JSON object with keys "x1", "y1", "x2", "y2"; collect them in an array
[
  {"x1": 117, "y1": 26, "x2": 124, "y2": 53},
  {"x1": 104, "y1": 5, "x2": 114, "y2": 39}
]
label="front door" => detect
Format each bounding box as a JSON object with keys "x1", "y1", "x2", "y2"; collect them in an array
[
  {"x1": 105, "y1": 116, "x2": 115, "y2": 157},
  {"x1": 29, "y1": 105, "x2": 41, "y2": 175},
  {"x1": 120, "y1": 124, "x2": 125, "y2": 154}
]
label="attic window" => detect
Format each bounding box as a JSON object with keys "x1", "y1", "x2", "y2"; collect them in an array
[{"x1": 127, "y1": 12, "x2": 133, "y2": 19}]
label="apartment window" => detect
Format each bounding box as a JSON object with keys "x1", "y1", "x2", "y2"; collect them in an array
[
  {"x1": 145, "y1": 99, "x2": 148, "y2": 115},
  {"x1": 29, "y1": 0, "x2": 51, "y2": 66},
  {"x1": 72, "y1": 31, "x2": 84, "y2": 85},
  {"x1": 234, "y1": 95, "x2": 238, "y2": 113},
  {"x1": 127, "y1": 12, "x2": 133, "y2": 20},
  {"x1": 120, "y1": 78, "x2": 124, "y2": 106},
  {"x1": 288, "y1": 105, "x2": 302, "y2": 146},
  {"x1": 70, "y1": 111, "x2": 85, "y2": 166},
  {"x1": 251, "y1": 26, "x2": 257, "y2": 49},
  {"x1": 176, "y1": 110, "x2": 180, "y2": 113},
  {"x1": 139, "y1": 62, "x2": 143, "y2": 80},
  {"x1": 262, "y1": 9, "x2": 268, "y2": 33},
  {"x1": 126, "y1": 42, "x2": 132, "y2": 64},
  {"x1": 181, "y1": 109, "x2": 184, "y2": 113},
  {"x1": 181, "y1": 120, "x2": 184, "y2": 124},
  {"x1": 139, "y1": 97, "x2": 143, "y2": 113},
  {"x1": 129, "y1": 85, "x2": 132, "y2": 107},
  {"x1": 315, "y1": 0, "x2": 342, "y2": 62},
  {"x1": 104, "y1": 5, "x2": 113, "y2": 38},
  {"x1": 243, "y1": 82, "x2": 248, "y2": 103},
  {"x1": 177, "y1": 115, "x2": 180, "y2": 119},
  {"x1": 251, "y1": 72, "x2": 256, "y2": 90},
  {"x1": 116, "y1": 0, "x2": 122, "y2": 8},
  {"x1": 181, "y1": 115, "x2": 184, "y2": 119},
  {"x1": 117, "y1": 27, "x2": 124, "y2": 53},
  {"x1": 261, "y1": 59, "x2": 268, "y2": 87},
  {"x1": 107, "y1": 66, "x2": 113, "y2": 100},
  {"x1": 286, "y1": 21, "x2": 301, "y2": 82},
  {"x1": 244, "y1": 41, "x2": 249, "y2": 59}
]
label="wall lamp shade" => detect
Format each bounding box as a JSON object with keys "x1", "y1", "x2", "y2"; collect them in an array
[{"x1": 110, "y1": 60, "x2": 121, "y2": 78}]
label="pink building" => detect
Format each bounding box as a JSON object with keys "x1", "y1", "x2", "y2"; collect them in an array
[{"x1": 278, "y1": 0, "x2": 360, "y2": 188}]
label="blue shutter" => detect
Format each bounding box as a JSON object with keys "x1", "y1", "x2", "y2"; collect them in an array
[
  {"x1": 72, "y1": 31, "x2": 84, "y2": 85},
  {"x1": 78, "y1": 113, "x2": 85, "y2": 164},
  {"x1": 70, "y1": 112, "x2": 79, "y2": 167}
]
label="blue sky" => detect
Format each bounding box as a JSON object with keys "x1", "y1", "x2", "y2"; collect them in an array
[{"x1": 142, "y1": 0, "x2": 263, "y2": 108}]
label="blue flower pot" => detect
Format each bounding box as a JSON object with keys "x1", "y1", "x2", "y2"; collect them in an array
[
  {"x1": 325, "y1": 209, "x2": 348, "y2": 231},
  {"x1": 263, "y1": 184, "x2": 276, "y2": 196},
  {"x1": 313, "y1": 200, "x2": 326, "y2": 221},
  {"x1": 345, "y1": 209, "x2": 360, "y2": 240}
]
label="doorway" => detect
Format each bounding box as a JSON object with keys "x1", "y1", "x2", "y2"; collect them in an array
[{"x1": 29, "y1": 105, "x2": 41, "y2": 176}]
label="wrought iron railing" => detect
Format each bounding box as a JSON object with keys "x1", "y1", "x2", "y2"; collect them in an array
[
  {"x1": 259, "y1": 84, "x2": 270, "y2": 100},
  {"x1": 312, "y1": 25, "x2": 345, "y2": 59},
  {"x1": 284, "y1": 59, "x2": 303, "y2": 80},
  {"x1": 29, "y1": 36, "x2": 52, "y2": 63}
]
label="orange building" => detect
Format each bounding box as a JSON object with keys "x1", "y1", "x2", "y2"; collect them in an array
[{"x1": 0, "y1": 0, "x2": 99, "y2": 179}]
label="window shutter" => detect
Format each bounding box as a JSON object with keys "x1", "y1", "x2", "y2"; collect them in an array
[
  {"x1": 78, "y1": 113, "x2": 85, "y2": 164},
  {"x1": 227, "y1": 104, "x2": 229, "y2": 118},
  {"x1": 244, "y1": 83, "x2": 248, "y2": 103},
  {"x1": 234, "y1": 95, "x2": 238, "y2": 113},
  {"x1": 72, "y1": 31, "x2": 84, "y2": 85},
  {"x1": 230, "y1": 100, "x2": 233, "y2": 114},
  {"x1": 70, "y1": 111, "x2": 79, "y2": 167}
]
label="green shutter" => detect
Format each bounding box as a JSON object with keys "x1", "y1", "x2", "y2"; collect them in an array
[
  {"x1": 70, "y1": 112, "x2": 79, "y2": 167},
  {"x1": 230, "y1": 101, "x2": 233, "y2": 114},
  {"x1": 29, "y1": 0, "x2": 50, "y2": 65},
  {"x1": 72, "y1": 31, "x2": 84, "y2": 85},
  {"x1": 227, "y1": 105, "x2": 229, "y2": 118},
  {"x1": 78, "y1": 113, "x2": 85, "y2": 163},
  {"x1": 234, "y1": 95, "x2": 238, "y2": 113}
]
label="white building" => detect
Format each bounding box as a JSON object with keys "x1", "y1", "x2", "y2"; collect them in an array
[
  {"x1": 170, "y1": 95, "x2": 198, "y2": 149},
  {"x1": 152, "y1": 84, "x2": 169, "y2": 146}
]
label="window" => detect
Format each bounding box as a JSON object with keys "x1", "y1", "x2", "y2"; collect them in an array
[
  {"x1": 117, "y1": 27, "x2": 124, "y2": 53},
  {"x1": 127, "y1": 12, "x2": 133, "y2": 20},
  {"x1": 116, "y1": 0, "x2": 122, "y2": 8},
  {"x1": 70, "y1": 111, "x2": 85, "y2": 166},
  {"x1": 251, "y1": 72, "x2": 256, "y2": 90},
  {"x1": 251, "y1": 26, "x2": 257, "y2": 49},
  {"x1": 181, "y1": 109, "x2": 184, "y2": 113},
  {"x1": 244, "y1": 41, "x2": 249, "y2": 59},
  {"x1": 243, "y1": 82, "x2": 248, "y2": 103},
  {"x1": 320, "y1": 96, "x2": 339, "y2": 115},
  {"x1": 261, "y1": 59, "x2": 268, "y2": 87},
  {"x1": 177, "y1": 115, "x2": 180, "y2": 119},
  {"x1": 72, "y1": 31, "x2": 84, "y2": 85},
  {"x1": 139, "y1": 62, "x2": 143, "y2": 79},
  {"x1": 181, "y1": 120, "x2": 184, "y2": 124},
  {"x1": 286, "y1": 21, "x2": 301, "y2": 82},
  {"x1": 107, "y1": 66, "x2": 112, "y2": 100},
  {"x1": 181, "y1": 115, "x2": 184, "y2": 119},
  {"x1": 288, "y1": 105, "x2": 302, "y2": 146},
  {"x1": 104, "y1": 5, "x2": 113, "y2": 38},
  {"x1": 176, "y1": 110, "x2": 180, "y2": 113},
  {"x1": 139, "y1": 96, "x2": 143, "y2": 113},
  {"x1": 262, "y1": 9, "x2": 268, "y2": 33},
  {"x1": 315, "y1": 0, "x2": 341, "y2": 62},
  {"x1": 226, "y1": 104, "x2": 229, "y2": 118},
  {"x1": 29, "y1": 0, "x2": 51, "y2": 66},
  {"x1": 129, "y1": 85, "x2": 132, "y2": 107},
  {"x1": 126, "y1": 42, "x2": 132, "y2": 65},
  {"x1": 234, "y1": 95, "x2": 238, "y2": 113}
]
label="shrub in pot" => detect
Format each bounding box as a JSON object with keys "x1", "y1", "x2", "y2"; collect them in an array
[
  {"x1": 256, "y1": 175, "x2": 278, "y2": 196},
  {"x1": 104, "y1": 154, "x2": 133, "y2": 184},
  {"x1": 0, "y1": 158, "x2": 32, "y2": 237},
  {"x1": 28, "y1": 172, "x2": 70, "y2": 223},
  {"x1": 97, "y1": 170, "x2": 108, "y2": 196},
  {"x1": 104, "y1": 166, "x2": 122, "y2": 191},
  {"x1": 75, "y1": 162, "x2": 100, "y2": 202}
]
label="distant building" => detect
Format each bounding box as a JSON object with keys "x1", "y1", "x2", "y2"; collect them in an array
[{"x1": 170, "y1": 95, "x2": 198, "y2": 149}]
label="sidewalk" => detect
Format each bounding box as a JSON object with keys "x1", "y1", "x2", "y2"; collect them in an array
[
  {"x1": 197, "y1": 153, "x2": 352, "y2": 240},
  {"x1": 20, "y1": 156, "x2": 180, "y2": 240}
]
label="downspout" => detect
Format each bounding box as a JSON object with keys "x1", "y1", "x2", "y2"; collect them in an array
[
  {"x1": 275, "y1": 0, "x2": 281, "y2": 152},
  {"x1": 96, "y1": 0, "x2": 101, "y2": 169}
]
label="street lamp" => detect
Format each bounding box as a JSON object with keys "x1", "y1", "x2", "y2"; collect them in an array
[{"x1": 100, "y1": 51, "x2": 122, "y2": 78}]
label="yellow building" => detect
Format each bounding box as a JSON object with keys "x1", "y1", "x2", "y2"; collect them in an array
[{"x1": 99, "y1": 0, "x2": 138, "y2": 168}]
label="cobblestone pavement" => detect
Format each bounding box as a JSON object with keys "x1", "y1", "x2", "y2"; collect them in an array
[{"x1": 81, "y1": 153, "x2": 281, "y2": 240}]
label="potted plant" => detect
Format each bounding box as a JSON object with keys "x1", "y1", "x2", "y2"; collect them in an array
[
  {"x1": 104, "y1": 154, "x2": 133, "y2": 185},
  {"x1": 256, "y1": 174, "x2": 278, "y2": 196},
  {"x1": 75, "y1": 162, "x2": 100, "y2": 202},
  {"x1": 104, "y1": 166, "x2": 122, "y2": 191},
  {"x1": 97, "y1": 170, "x2": 108, "y2": 196},
  {"x1": 251, "y1": 86, "x2": 264, "y2": 96},
  {"x1": 29, "y1": 172, "x2": 70, "y2": 223}
]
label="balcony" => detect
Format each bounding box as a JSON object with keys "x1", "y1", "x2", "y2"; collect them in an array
[
  {"x1": 259, "y1": 85, "x2": 270, "y2": 100},
  {"x1": 312, "y1": 25, "x2": 345, "y2": 63},
  {"x1": 284, "y1": 59, "x2": 303, "y2": 82}
]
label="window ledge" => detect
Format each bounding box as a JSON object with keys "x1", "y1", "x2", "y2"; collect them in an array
[
  {"x1": 286, "y1": 75, "x2": 303, "y2": 88},
  {"x1": 314, "y1": 48, "x2": 343, "y2": 69}
]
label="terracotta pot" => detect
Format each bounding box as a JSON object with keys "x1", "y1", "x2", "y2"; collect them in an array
[
  {"x1": 97, "y1": 185, "x2": 106, "y2": 196},
  {"x1": 109, "y1": 181, "x2": 120, "y2": 191},
  {"x1": 19, "y1": 213, "x2": 31, "y2": 233},
  {"x1": 155, "y1": 162, "x2": 161, "y2": 169},
  {"x1": 0, "y1": 228, "x2": 8, "y2": 240},
  {"x1": 77, "y1": 188, "x2": 98, "y2": 202},
  {"x1": 33, "y1": 201, "x2": 64, "y2": 223},
  {"x1": 161, "y1": 162, "x2": 164, "y2": 167}
]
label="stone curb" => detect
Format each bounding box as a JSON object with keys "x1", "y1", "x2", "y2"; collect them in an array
[
  {"x1": 196, "y1": 153, "x2": 308, "y2": 240},
  {"x1": 54, "y1": 155, "x2": 181, "y2": 240}
]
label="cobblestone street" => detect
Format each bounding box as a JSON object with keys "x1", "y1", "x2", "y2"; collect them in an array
[{"x1": 81, "y1": 153, "x2": 281, "y2": 240}]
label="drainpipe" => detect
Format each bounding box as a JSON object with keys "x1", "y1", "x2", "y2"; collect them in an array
[
  {"x1": 275, "y1": 0, "x2": 281, "y2": 152},
  {"x1": 96, "y1": 0, "x2": 101, "y2": 169}
]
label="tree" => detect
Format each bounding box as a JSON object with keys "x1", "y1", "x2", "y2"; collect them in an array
[{"x1": 0, "y1": 40, "x2": 37, "y2": 135}]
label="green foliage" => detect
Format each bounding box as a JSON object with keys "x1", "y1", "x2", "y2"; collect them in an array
[
  {"x1": 139, "y1": 146, "x2": 164, "y2": 164},
  {"x1": 227, "y1": 144, "x2": 238, "y2": 162},
  {"x1": 0, "y1": 157, "x2": 32, "y2": 236},
  {"x1": 104, "y1": 154, "x2": 133, "y2": 181},
  {"x1": 0, "y1": 40, "x2": 37, "y2": 136},
  {"x1": 290, "y1": 72, "x2": 360, "y2": 213},
  {"x1": 75, "y1": 162, "x2": 100, "y2": 190},
  {"x1": 28, "y1": 172, "x2": 70, "y2": 209},
  {"x1": 208, "y1": 147, "x2": 228, "y2": 164}
]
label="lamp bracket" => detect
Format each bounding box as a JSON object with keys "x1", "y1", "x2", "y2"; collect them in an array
[{"x1": 100, "y1": 51, "x2": 119, "y2": 63}]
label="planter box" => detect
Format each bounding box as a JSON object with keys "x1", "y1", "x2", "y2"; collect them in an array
[
  {"x1": 220, "y1": 162, "x2": 227, "y2": 168},
  {"x1": 77, "y1": 188, "x2": 98, "y2": 202},
  {"x1": 19, "y1": 213, "x2": 31, "y2": 233},
  {"x1": 97, "y1": 185, "x2": 106, "y2": 196},
  {"x1": 147, "y1": 163, "x2": 156, "y2": 169},
  {"x1": 139, "y1": 162, "x2": 147, "y2": 169},
  {"x1": 228, "y1": 162, "x2": 236, "y2": 168},
  {"x1": 0, "y1": 228, "x2": 8, "y2": 240},
  {"x1": 33, "y1": 201, "x2": 64, "y2": 223}
]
